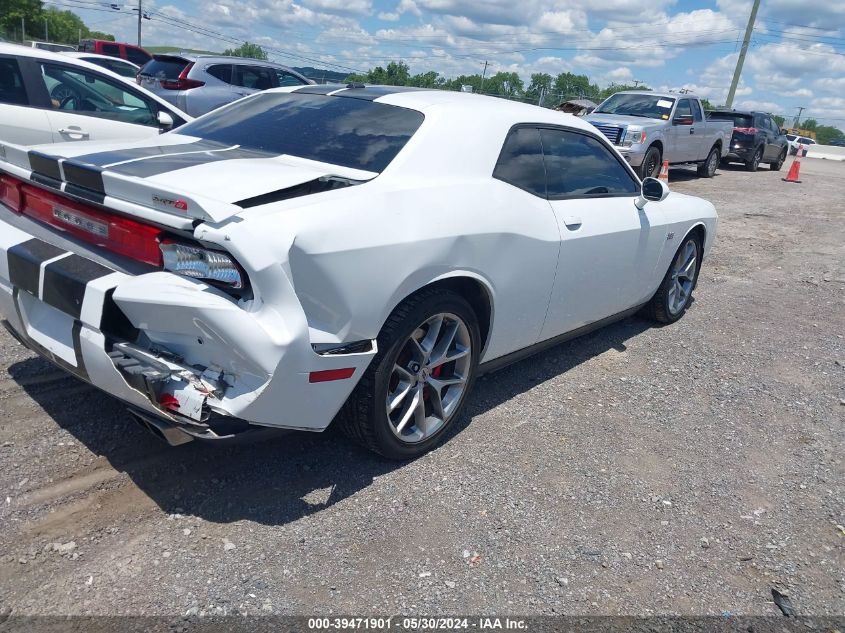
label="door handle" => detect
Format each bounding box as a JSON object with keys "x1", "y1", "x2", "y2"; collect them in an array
[
  {"x1": 58, "y1": 127, "x2": 89, "y2": 140},
  {"x1": 562, "y1": 215, "x2": 582, "y2": 229}
]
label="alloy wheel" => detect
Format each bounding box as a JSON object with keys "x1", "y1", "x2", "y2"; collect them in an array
[
  {"x1": 386, "y1": 313, "x2": 472, "y2": 444},
  {"x1": 667, "y1": 239, "x2": 698, "y2": 316}
]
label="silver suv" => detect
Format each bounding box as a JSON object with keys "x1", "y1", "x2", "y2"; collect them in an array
[{"x1": 137, "y1": 53, "x2": 313, "y2": 117}]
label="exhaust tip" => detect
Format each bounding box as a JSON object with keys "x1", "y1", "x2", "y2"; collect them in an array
[{"x1": 128, "y1": 410, "x2": 194, "y2": 446}]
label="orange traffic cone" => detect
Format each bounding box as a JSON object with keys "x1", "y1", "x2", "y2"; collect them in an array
[
  {"x1": 658, "y1": 160, "x2": 669, "y2": 182},
  {"x1": 783, "y1": 144, "x2": 803, "y2": 183}
]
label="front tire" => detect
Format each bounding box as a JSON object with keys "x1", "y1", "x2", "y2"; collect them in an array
[
  {"x1": 697, "y1": 145, "x2": 719, "y2": 178},
  {"x1": 341, "y1": 288, "x2": 480, "y2": 459},
  {"x1": 639, "y1": 146, "x2": 662, "y2": 180},
  {"x1": 643, "y1": 234, "x2": 701, "y2": 324},
  {"x1": 745, "y1": 146, "x2": 763, "y2": 172}
]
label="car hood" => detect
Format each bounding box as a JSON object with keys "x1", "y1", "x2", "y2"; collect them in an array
[{"x1": 3, "y1": 135, "x2": 376, "y2": 224}]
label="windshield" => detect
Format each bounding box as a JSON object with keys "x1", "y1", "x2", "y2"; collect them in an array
[
  {"x1": 175, "y1": 92, "x2": 425, "y2": 173},
  {"x1": 594, "y1": 93, "x2": 676, "y2": 119}
]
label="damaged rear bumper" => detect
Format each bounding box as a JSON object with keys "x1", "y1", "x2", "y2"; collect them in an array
[{"x1": 0, "y1": 215, "x2": 376, "y2": 438}]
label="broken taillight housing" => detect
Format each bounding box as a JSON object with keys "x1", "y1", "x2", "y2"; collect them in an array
[
  {"x1": 0, "y1": 174, "x2": 23, "y2": 213},
  {"x1": 160, "y1": 241, "x2": 245, "y2": 289}
]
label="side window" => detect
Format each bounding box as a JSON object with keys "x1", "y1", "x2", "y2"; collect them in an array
[
  {"x1": 0, "y1": 58, "x2": 29, "y2": 106},
  {"x1": 40, "y1": 62, "x2": 157, "y2": 127},
  {"x1": 105, "y1": 59, "x2": 138, "y2": 78},
  {"x1": 540, "y1": 128, "x2": 640, "y2": 198},
  {"x1": 275, "y1": 69, "x2": 307, "y2": 87},
  {"x1": 675, "y1": 99, "x2": 692, "y2": 120},
  {"x1": 493, "y1": 127, "x2": 546, "y2": 197},
  {"x1": 125, "y1": 47, "x2": 151, "y2": 66},
  {"x1": 235, "y1": 66, "x2": 274, "y2": 90},
  {"x1": 691, "y1": 100, "x2": 703, "y2": 121},
  {"x1": 207, "y1": 64, "x2": 233, "y2": 84},
  {"x1": 101, "y1": 43, "x2": 120, "y2": 57}
]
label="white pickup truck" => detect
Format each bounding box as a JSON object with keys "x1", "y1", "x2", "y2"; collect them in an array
[{"x1": 586, "y1": 91, "x2": 733, "y2": 179}]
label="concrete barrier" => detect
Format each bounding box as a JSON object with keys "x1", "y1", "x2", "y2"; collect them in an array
[{"x1": 806, "y1": 144, "x2": 845, "y2": 161}]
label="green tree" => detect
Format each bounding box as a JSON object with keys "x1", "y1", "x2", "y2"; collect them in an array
[
  {"x1": 443, "y1": 74, "x2": 484, "y2": 92},
  {"x1": 773, "y1": 114, "x2": 785, "y2": 128},
  {"x1": 553, "y1": 72, "x2": 600, "y2": 102},
  {"x1": 800, "y1": 118, "x2": 817, "y2": 131},
  {"x1": 42, "y1": 7, "x2": 89, "y2": 45},
  {"x1": 223, "y1": 42, "x2": 268, "y2": 60},
  {"x1": 408, "y1": 70, "x2": 445, "y2": 88},
  {"x1": 0, "y1": 0, "x2": 42, "y2": 39},
  {"x1": 483, "y1": 71, "x2": 524, "y2": 98},
  {"x1": 525, "y1": 72, "x2": 553, "y2": 106},
  {"x1": 814, "y1": 124, "x2": 845, "y2": 144}
]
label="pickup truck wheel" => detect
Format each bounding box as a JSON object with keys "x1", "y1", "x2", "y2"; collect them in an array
[
  {"x1": 639, "y1": 146, "x2": 661, "y2": 179},
  {"x1": 643, "y1": 234, "x2": 701, "y2": 324},
  {"x1": 697, "y1": 146, "x2": 719, "y2": 178},
  {"x1": 340, "y1": 288, "x2": 480, "y2": 460},
  {"x1": 770, "y1": 148, "x2": 787, "y2": 171},
  {"x1": 745, "y1": 146, "x2": 762, "y2": 172}
]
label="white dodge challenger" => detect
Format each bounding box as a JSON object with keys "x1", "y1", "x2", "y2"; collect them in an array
[{"x1": 0, "y1": 85, "x2": 717, "y2": 458}]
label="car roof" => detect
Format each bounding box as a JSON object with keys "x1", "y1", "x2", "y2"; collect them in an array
[
  {"x1": 606, "y1": 90, "x2": 704, "y2": 101},
  {"x1": 63, "y1": 51, "x2": 139, "y2": 67},
  {"x1": 153, "y1": 51, "x2": 300, "y2": 70}
]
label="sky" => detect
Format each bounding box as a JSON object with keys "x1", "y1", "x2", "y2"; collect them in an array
[{"x1": 52, "y1": 0, "x2": 845, "y2": 127}]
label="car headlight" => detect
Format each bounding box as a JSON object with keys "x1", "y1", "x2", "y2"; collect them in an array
[
  {"x1": 160, "y1": 242, "x2": 245, "y2": 289},
  {"x1": 622, "y1": 129, "x2": 647, "y2": 147}
]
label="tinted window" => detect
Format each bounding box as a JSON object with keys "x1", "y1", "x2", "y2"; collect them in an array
[
  {"x1": 675, "y1": 99, "x2": 692, "y2": 120},
  {"x1": 540, "y1": 128, "x2": 639, "y2": 198},
  {"x1": 87, "y1": 57, "x2": 137, "y2": 78},
  {"x1": 0, "y1": 58, "x2": 28, "y2": 106},
  {"x1": 207, "y1": 64, "x2": 232, "y2": 84},
  {"x1": 786, "y1": 134, "x2": 796, "y2": 141},
  {"x1": 125, "y1": 47, "x2": 151, "y2": 66},
  {"x1": 798, "y1": 137, "x2": 813, "y2": 144},
  {"x1": 79, "y1": 40, "x2": 95, "y2": 52},
  {"x1": 40, "y1": 62, "x2": 157, "y2": 127},
  {"x1": 275, "y1": 69, "x2": 307, "y2": 87},
  {"x1": 709, "y1": 111, "x2": 752, "y2": 127},
  {"x1": 140, "y1": 56, "x2": 189, "y2": 79},
  {"x1": 102, "y1": 43, "x2": 120, "y2": 57},
  {"x1": 691, "y1": 100, "x2": 703, "y2": 121},
  {"x1": 493, "y1": 127, "x2": 546, "y2": 197},
  {"x1": 235, "y1": 65, "x2": 274, "y2": 90},
  {"x1": 175, "y1": 92, "x2": 424, "y2": 173}
]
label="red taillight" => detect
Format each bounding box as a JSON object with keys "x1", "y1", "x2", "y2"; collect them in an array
[
  {"x1": 734, "y1": 127, "x2": 757, "y2": 134},
  {"x1": 160, "y1": 63, "x2": 204, "y2": 90},
  {"x1": 19, "y1": 185, "x2": 163, "y2": 266},
  {"x1": 0, "y1": 174, "x2": 24, "y2": 213}
]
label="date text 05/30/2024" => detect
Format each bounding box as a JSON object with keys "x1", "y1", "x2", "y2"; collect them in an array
[{"x1": 307, "y1": 617, "x2": 528, "y2": 630}]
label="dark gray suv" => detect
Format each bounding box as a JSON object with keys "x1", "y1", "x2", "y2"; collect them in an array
[{"x1": 137, "y1": 53, "x2": 313, "y2": 117}]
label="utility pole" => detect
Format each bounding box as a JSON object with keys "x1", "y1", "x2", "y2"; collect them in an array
[
  {"x1": 793, "y1": 106, "x2": 805, "y2": 128},
  {"x1": 44, "y1": 18, "x2": 48, "y2": 42},
  {"x1": 480, "y1": 60, "x2": 488, "y2": 93},
  {"x1": 632, "y1": 79, "x2": 642, "y2": 88},
  {"x1": 726, "y1": 0, "x2": 760, "y2": 108},
  {"x1": 137, "y1": 0, "x2": 142, "y2": 46},
  {"x1": 21, "y1": 17, "x2": 25, "y2": 43}
]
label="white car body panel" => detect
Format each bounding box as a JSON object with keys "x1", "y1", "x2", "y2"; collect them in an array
[
  {"x1": 0, "y1": 103, "x2": 54, "y2": 145},
  {"x1": 0, "y1": 86, "x2": 717, "y2": 438}
]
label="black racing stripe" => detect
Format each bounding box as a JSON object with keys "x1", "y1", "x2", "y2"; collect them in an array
[
  {"x1": 30, "y1": 172, "x2": 63, "y2": 190},
  {"x1": 7, "y1": 238, "x2": 66, "y2": 296},
  {"x1": 69, "y1": 139, "x2": 230, "y2": 168},
  {"x1": 337, "y1": 86, "x2": 428, "y2": 101},
  {"x1": 64, "y1": 183, "x2": 106, "y2": 206},
  {"x1": 105, "y1": 146, "x2": 275, "y2": 178},
  {"x1": 28, "y1": 151, "x2": 62, "y2": 180},
  {"x1": 293, "y1": 84, "x2": 346, "y2": 95},
  {"x1": 42, "y1": 254, "x2": 113, "y2": 319},
  {"x1": 62, "y1": 162, "x2": 104, "y2": 193}
]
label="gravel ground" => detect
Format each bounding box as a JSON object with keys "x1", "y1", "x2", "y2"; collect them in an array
[{"x1": 0, "y1": 157, "x2": 842, "y2": 618}]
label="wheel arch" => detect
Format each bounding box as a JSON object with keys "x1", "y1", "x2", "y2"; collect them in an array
[
  {"x1": 649, "y1": 139, "x2": 664, "y2": 155},
  {"x1": 685, "y1": 222, "x2": 708, "y2": 261},
  {"x1": 383, "y1": 272, "x2": 495, "y2": 360}
]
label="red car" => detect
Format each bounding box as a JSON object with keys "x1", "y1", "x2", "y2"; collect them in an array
[{"x1": 78, "y1": 39, "x2": 152, "y2": 67}]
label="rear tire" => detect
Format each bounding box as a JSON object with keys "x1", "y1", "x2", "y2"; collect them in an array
[
  {"x1": 745, "y1": 146, "x2": 762, "y2": 172},
  {"x1": 770, "y1": 148, "x2": 787, "y2": 171},
  {"x1": 697, "y1": 146, "x2": 719, "y2": 178},
  {"x1": 639, "y1": 146, "x2": 662, "y2": 180},
  {"x1": 340, "y1": 288, "x2": 480, "y2": 460},
  {"x1": 643, "y1": 234, "x2": 702, "y2": 324}
]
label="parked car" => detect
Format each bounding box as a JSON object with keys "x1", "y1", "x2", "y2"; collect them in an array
[
  {"x1": 707, "y1": 109, "x2": 789, "y2": 171},
  {"x1": 828, "y1": 138, "x2": 845, "y2": 147},
  {"x1": 0, "y1": 42, "x2": 189, "y2": 145},
  {"x1": 25, "y1": 40, "x2": 76, "y2": 53},
  {"x1": 0, "y1": 86, "x2": 717, "y2": 458},
  {"x1": 788, "y1": 135, "x2": 816, "y2": 156},
  {"x1": 78, "y1": 39, "x2": 151, "y2": 67},
  {"x1": 587, "y1": 91, "x2": 732, "y2": 179},
  {"x1": 137, "y1": 53, "x2": 314, "y2": 116},
  {"x1": 63, "y1": 51, "x2": 139, "y2": 78}
]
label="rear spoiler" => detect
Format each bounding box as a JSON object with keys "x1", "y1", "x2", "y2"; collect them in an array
[{"x1": 0, "y1": 141, "x2": 241, "y2": 228}]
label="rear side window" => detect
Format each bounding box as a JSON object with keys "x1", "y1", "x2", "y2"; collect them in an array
[
  {"x1": 207, "y1": 64, "x2": 232, "y2": 84},
  {"x1": 101, "y1": 43, "x2": 120, "y2": 57},
  {"x1": 141, "y1": 56, "x2": 189, "y2": 79},
  {"x1": 234, "y1": 65, "x2": 275, "y2": 90},
  {"x1": 175, "y1": 92, "x2": 424, "y2": 173},
  {"x1": 79, "y1": 40, "x2": 94, "y2": 52},
  {"x1": 0, "y1": 58, "x2": 28, "y2": 106},
  {"x1": 540, "y1": 128, "x2": 639, "y2": 198},
  {"x1": 275, "y1": 69, "x2": 307, "y2": 87},
  {"x1": 125, "y1": 47, "x2": 151, "y2": 66},
  {"x1": 90, "y1": 57, "x2": 137, "y2": 78},
  {"x1": 493, "y1": 127, "x2": 546, "y2": 197},
  {"x1": 691, "y1": 100, "x2": 703, "y2": 121}
]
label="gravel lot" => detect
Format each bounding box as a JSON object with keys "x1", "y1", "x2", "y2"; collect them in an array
[{"x1": 0, "y1": 157, "x2": 842, "y2": 618}]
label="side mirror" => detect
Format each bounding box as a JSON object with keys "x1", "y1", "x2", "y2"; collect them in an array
[
  {"x1": 673, "y1": 115, "x2": 693, "y2": 126},
  {"x1": 157, "y1": 110, "x2": 174, "y2": 131},
  {"x1": 635, "y1": 177, "x2": 669, "y2": 209}
]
